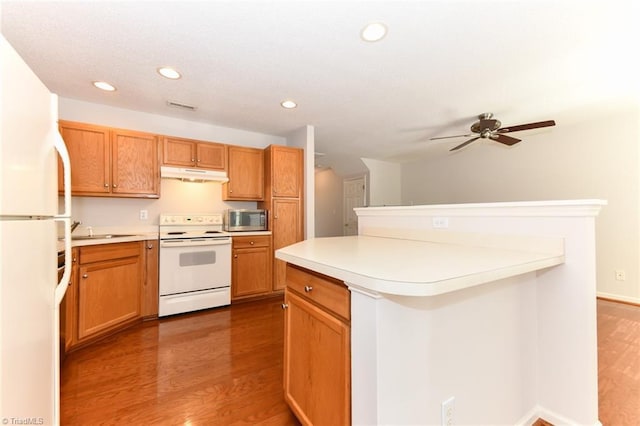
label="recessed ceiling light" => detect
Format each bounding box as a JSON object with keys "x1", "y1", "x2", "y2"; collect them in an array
[
  {"x1": 361, "y1": 22, "x2": 388, "y2": 42},
  {"x1": 157, "y1": 67, "x2": 181, "y2": 80},
  {"x1": 92, "y1": 81, "x2": 116, "y2": 91},
  {"x1": 281, "y1": 100, "x2": 297, "y2": 109}
]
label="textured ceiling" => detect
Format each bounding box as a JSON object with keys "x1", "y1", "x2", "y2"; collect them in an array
[{"x1": 2, "y1": 1, "x2": 638, "y2": 174}]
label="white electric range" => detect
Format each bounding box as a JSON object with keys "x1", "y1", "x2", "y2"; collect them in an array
[{"x1": 158, "y1": 213, "x2": 231, "y2": 317}]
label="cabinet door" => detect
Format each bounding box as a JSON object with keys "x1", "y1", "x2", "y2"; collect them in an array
[
  {"x1": 77, "y1": 257, "x2": 141, "y2": 341},
  {"x1": 224, "y1": 146, "x2": 264, "y2": 200},
  {"x1": 111, "y1": 129, "x2": 159, "y2": 197},
  {"x1": 232, "y1": 246, "x2": 272, "y2": 299},
  {"x1": 163, "y1": 137, "x2": 196, "y2": 167},
  {"x1": 142, "y1": 240, "x2": 159, "y2": 318},
  {"x1": 197, "y1": 142, "x2": 226, "y2": 170},
  {"x1": 59, "y1": 121, "x2": 110, "y2": 195},
  {"x1": 271, "y1": 146, "x2": 303, "y2": 198},
  {"x1": 273, "y1": 199, "x2": 303, "y2": 290},
  {"x1": 284, "y1": 290, "x2": 350, "y2": 425}
]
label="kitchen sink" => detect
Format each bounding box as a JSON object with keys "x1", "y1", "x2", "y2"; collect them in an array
[{"x1": 71, "y1": 234, "x2": 136, "y2": 240}]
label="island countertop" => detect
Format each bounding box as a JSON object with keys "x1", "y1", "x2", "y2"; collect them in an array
[{"x1": 276, "y1": 234, "x2": 564, "y2": 297}]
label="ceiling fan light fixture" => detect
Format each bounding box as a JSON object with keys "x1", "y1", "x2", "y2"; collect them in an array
[
  {"x1": 92, "y1": 81, "x2": 116, "y2": 92},
  {"x1": 361, "y1": 22, "x2": 387, "y2": 42},
  {"x1": 157, "y1": 67, "x2": 181, "y2": 80},
  {"x1": 281, "y1": 100, "x2": 297, "y2": 109}
]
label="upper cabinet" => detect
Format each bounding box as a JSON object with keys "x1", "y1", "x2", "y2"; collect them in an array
[
  {"x1": 162, "y1": 136, "x2": 226, "y2": 170},
  {"x1": 223, "y1": 145, "x2": 264, "y2": 201},
  {"x1": 59, "y1": 121, "x2": 160, "y2": 198},
  {"x1": 265, "y1": 145, "x2": 303, "y2": 199}
]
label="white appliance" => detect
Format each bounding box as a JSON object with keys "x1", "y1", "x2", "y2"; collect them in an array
[
  {"x1": 158, "y1": 213, "x2": 231, "y2": 317},
  {"x1": 0, "y1": 35, "x2": 72, "y2": 425}
]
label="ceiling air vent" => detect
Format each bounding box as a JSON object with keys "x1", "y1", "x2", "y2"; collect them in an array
[{"x1": 166, "y1": 100, "x2": 197, "y2": 111}]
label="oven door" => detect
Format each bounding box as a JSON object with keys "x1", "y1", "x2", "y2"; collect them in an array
[{"x1": 159, "y1": 238, "x2": 231, "y2": 296}]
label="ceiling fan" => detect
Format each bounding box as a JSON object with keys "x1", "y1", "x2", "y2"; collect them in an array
[{"x1": 431, "y1": 113, "x2": 556, "y2": 151}]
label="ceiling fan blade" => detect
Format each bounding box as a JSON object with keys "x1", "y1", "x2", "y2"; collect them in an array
[
  {"x1": 430, "y1": 133, "x2": 473, "y2": 141},
  {"x1": 450, "y1": 137, "x2": 480, "y2": 151},
  {"x1": 490, "y1": 133, "x2": 521, "y2": 146},
  {"x1": 498, "y1": 120, "x2": 556, "y2": 133}
]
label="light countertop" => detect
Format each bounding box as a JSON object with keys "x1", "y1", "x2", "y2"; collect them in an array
[{"x1": 276, "y1": 235, "x2": 564, "y2": 297}]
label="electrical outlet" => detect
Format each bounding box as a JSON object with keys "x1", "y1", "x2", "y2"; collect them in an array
[
  {"x1": 433, "y1": 217, "x2": 449, "y2": 229},
  {"x1": 615, "y1": 270, "x2": 626, "y2": 281},
  {"x1": 139, "y1": 209, "x2": 148, "y2": 220},
  {"x1": 441, "y1": 396, "x2": 455, "y2": 426}
]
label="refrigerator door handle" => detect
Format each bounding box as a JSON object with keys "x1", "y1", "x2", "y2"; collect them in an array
[
  {"x1": 54, "y1": 217, "x2": 71, "y2": 305},
  {"x1": 52, "y1": 97, "x2": 71, "y2": 219},
  {"x1": 52, "y1": 94, "x2": 72, "y2": 304}
]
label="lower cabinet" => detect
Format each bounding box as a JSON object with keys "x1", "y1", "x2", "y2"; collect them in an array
[
  {"x1": 232, "y1": 235, "x2": 272, "y2": 301},
  {"x1": 142, "y1": 239, "x2": 159, "y2": 319},
  {"x1": 73, "y1": 242, "x2": 143, "y2": 345},
  {"x1": 283, "y1": 264, "x2": 351, "y2": 425}
]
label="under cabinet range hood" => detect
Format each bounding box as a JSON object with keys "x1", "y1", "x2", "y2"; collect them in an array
[{"x1": 160, "y1": 166, "x2": 229, "y2": 183}]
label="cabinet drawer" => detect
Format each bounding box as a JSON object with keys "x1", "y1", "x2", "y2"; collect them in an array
[
  {"x1": 232, "y1": 235, "x2": 271, "y2": 249},
  {"x1": 286, "y1": 264, "x2": 350, "y2": 321},
  {"x1": 79, "y1": 241, "x2": 141, "y2": 264}
]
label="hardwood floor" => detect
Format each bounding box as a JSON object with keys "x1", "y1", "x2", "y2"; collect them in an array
[
  {"x1": 61, "y1": 298, "x2": 639, "y2": 425},
  {"x1": 61, "y1": 298, "x2": 300, "y2": 425},
  {"x1": 597, "y1": 299, "x2": 640, "y2": 425}
]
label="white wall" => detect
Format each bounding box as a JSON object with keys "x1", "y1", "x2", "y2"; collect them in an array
[
  {"x1": 314, "y1": 168, "x2": 343, "y2": 237},
  {"x1": 59, "y1": 98, "x2": 285, "y2": 229},
  {"x1": 401, "y1": 101, "x2": 640, "y2": 303},
  {"x1": 361, "y1": 158, "x2": 401, "y2": 207}
]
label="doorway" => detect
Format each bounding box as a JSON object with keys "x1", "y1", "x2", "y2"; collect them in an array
[{"x1": 343, "y1": 176, "x2": 366, "y2": 236}]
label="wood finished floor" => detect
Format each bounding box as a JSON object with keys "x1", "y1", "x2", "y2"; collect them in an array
[
  {"x1": 61, "y1": 298, "x2": 300, "y2": 425},
  {"x1": 61, "y1": 298, "x2": 640, "y2": 425}
]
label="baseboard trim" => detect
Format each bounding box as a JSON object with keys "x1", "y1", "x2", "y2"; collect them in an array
[
  {"x1": 597, "y1": 292, "x2": 640, "y2": 307},
  {"x1": 516, "y1": 405, "x2": 602, "y2": 426}
]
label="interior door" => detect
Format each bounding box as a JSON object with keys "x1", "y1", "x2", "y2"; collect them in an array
[{"x1": 343, "y1": 176, "x2": 366, "y2": 236}]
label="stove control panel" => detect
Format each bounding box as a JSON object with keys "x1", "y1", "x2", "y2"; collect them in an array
[{"x1": 160, "y1": 214, "x2": 223, "y2": 226}]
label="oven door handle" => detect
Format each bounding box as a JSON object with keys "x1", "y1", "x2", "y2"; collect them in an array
[{"x1": 160, "y1": 239, "x2": 231, "y2": 248}]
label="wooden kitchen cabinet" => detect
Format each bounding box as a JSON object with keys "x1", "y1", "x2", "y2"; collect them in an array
[
  {"x1": 76, "y1": 242, "x2": 142, "y2": 343},
  {"x1": 142, "y1": 239, "x2": 159, "y2": 319},
  {"x1": 223, "y1": 145, "x2": 264, "y2": 200},
  {"x1": 162, "y1": 136, "x2": 226, "y2": 170},
  {"x1": 58, "y1": 120, "x2": 160, "y2": 198},
  {"x1": 231, "y1": 235, "x2": 272, "y2": 301},
  {"x1": 283, "y1": 264, "x2": 351, "y2": 426},
  {"x1": 271, "y1": 198, "x2": 303, "y2": 290},
  {"x1": 264, "y1": 145, "x2": 303, "y2": 199},
  {"x1": 259, "y1": 145, "x2": 304, "y2": 291}
]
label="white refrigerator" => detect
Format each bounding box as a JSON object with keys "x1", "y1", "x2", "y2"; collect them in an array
[{"x1": 0, "y1": 35, "x2": 72, "y2": 425}]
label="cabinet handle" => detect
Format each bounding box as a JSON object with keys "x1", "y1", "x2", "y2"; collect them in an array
[
  {"x1": 104, "y1": 183, "x2": 109, "y2": 188},
  {"x1": 72, "y1": 257, "x2": 77, "y2": 263},
  {"x1": 250, "y1": 241, "x2": 254, "y2": 245},
  {"x1": 229, "y1": 189, "x2": 233, "y2": 193},
  {"x1": 304, "y1": 285, "x2": 313, "y2": 292},
  {"x1": 82, "y1": 274, "x2": 88, "y2": 279},
  {"x1": 234, "y1": 254, "x2": 238, "y2": 258},
  {"x1": 112, "y1": 184, "x2": 117, "y2": 188},
  {"x1": 147, "y1": 244, "x2": 153, "y2": 249},
  {"x1": 191, "y1": 158, "x2": 195, "y2": 162},
  {"x1": 281, "y1": 303, "x2": 288, "y2": 310}
]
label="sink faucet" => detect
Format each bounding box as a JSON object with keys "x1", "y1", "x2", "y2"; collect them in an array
[{"x1": 71, "y1": 220, "x2": 81, "y2": 233}]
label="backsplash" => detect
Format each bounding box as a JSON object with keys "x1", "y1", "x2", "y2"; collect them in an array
[{"x1": 63, "y1": 179, "x2": 256, "y2": 234}]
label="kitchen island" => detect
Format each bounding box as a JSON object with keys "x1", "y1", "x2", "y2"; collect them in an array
[{"x1": 276, "y1": 199, "x2": 605, "y2": 425}]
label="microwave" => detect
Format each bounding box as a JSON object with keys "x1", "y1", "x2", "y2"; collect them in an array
[{"x1": 224, "y1": 209, "x2": 268, "y2": 232}]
